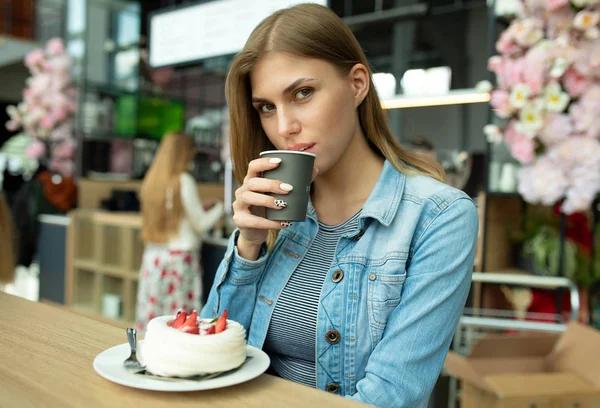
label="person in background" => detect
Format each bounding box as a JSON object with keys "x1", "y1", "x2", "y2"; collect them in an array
[
  {"x1": 136, "y1": 131, "x2": 224, "y2": 333},
  {"x1": 201, "y1": 4, "x2": 478, "y2": 407},
  {"x1": 0, "y1": 192, "x2": 16, "y2": 286}
]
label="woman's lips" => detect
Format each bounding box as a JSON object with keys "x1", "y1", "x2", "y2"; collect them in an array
[{"x1": 287, "y1": 142, "x2": 315, "y2": 152}]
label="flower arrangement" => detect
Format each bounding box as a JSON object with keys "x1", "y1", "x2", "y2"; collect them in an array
[
  {"x1": 4, "y1": 38, "x2": 77, "y2": 178},
  {"x1": 485, "y1": 0, "x2": 600, "y2": 214}
]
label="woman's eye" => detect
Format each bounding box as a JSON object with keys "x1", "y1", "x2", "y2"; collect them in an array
[
  {"x1": 259, "y1": 104, "x2": 275, "y2": 113},
  {"x1": 295, "y1": 88, "x2": 313, "y2": 100}
]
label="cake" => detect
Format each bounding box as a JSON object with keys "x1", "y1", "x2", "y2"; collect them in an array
[{"x1": 140, "y1": 309, "x2": 247, "y2": 377}]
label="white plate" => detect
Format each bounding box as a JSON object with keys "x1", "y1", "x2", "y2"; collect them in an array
[{"x1": 93, "y1": 341, "x2": 270, "y2": 392}]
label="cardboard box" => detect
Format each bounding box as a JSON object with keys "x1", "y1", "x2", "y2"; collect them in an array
[{"x1": 444, "y1": 322, "x2": 600, "y2": 408}]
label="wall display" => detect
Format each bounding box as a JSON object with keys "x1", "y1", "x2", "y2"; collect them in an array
[{"x1": 149, "y1": 0, "x2": 328, "y2": 68}]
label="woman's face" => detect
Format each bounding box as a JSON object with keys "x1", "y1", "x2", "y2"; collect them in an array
[{"x1": 250, "y1": 52, "x2": 368, "y2": 173}]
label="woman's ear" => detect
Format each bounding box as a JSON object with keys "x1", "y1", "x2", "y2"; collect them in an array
[{"x1": 348, "y1": 63, "x2": 370, "y2": 107}]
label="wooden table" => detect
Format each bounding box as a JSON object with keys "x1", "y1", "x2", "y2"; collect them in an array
[{"x1": 0, "y1": 292, "x2": 369, "y2": 407}]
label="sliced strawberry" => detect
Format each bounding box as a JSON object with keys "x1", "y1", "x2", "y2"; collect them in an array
[
  {"x1": 182, "y1": 310, "x2": 198, "y2": 327},
  {"x1": 171, "y1": 311, "x2": 188, "y2": 329},
  {"x1": 180, "y1": 325, "x2": 200, "y2": 335},
  {"x1": 205, "y1": 325, "x2": 216, "y2": 335},
  {"x1": 215, "y1": 310, "x2": 228, "y2": 334}
]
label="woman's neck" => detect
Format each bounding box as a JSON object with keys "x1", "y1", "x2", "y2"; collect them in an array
[{"x1": 311, "y1": 129, "x2": 384, "y2": 225}]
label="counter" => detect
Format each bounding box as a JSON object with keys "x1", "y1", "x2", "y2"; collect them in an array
[{"x1": 0, "y1": 291, "x2": 369, "y2": 407}]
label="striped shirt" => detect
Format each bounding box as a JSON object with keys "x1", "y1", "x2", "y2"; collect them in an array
[{"x1": 263, "y1": 211, "x2": 361, "y2": 387}]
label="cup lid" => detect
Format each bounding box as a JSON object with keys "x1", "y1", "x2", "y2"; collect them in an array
[{"x1": 259, "y1": 150, "x2": 317, "y2": 158}]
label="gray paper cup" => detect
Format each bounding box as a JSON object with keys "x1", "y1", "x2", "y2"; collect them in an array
[{"x1": 260, "y1": 150, "x2": 316, "y2": 222}]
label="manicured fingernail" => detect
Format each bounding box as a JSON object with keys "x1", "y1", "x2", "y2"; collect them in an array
[
  {"x1": 280, "y1": 183, "x2": 293, "y2": 191},
  {"x1": 274, "y1": 199, "x2": 287, "y2": 208},
  {"x1": 269, "y1": 158, "x2": 282, "y2": 164},
  {"x1": 281, "y1": 221, "x2": 293, "y2": 228},
  {"x1": 315, "y1": 167, "x2": 319, "y2": 175}
]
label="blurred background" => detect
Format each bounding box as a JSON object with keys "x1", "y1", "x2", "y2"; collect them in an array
[{"x1": 1, "y1": 1, "x2": 600, "y2": 407}]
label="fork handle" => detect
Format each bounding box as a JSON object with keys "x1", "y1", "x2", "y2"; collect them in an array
[{"x1": 126, "y1": 328, "x2": 137, "y2": 354}]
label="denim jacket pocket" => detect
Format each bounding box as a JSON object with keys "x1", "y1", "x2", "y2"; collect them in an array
[{"x1": 367, "y1": 271, "x2": 406, "y2": 345}]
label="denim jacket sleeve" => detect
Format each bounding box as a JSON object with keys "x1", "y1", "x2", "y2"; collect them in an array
[
  {"x1": 200, "y1": 230, "x2": 270, "y2": 328},
  {"x1": 348, "y1": 197, "x2": 478, "y2": 408}
]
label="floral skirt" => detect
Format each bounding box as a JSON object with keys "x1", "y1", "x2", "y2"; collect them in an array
[{"x1": 135, "y1": 245, "x2": 202, "y2": 333}]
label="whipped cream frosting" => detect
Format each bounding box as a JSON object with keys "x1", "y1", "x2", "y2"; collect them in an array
[{"x1": 140, "y1": 315, "x2": 247, "y2": 377}]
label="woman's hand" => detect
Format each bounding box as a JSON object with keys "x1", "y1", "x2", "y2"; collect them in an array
[{"x1": 232, "y1": 157, "x2": 293, "y2": 259}]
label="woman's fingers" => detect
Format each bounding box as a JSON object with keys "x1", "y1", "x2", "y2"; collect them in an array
[
  {"x1": 245, "y1": 157, "x2": 282, "y2": 181},
  {"x1": 232, "y1": 211, "x2": 292, "y2": 230},
  {"x1": 239, "y1": 191, "x2": 288, "y2": 210}
]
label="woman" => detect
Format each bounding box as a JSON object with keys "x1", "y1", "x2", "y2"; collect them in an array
[
  {"x1": 136, "y1": 131, "x2": 223, "y2": 333},
  {"x1": 201, "y1": 4, "x2": 478, "y2": 407}
]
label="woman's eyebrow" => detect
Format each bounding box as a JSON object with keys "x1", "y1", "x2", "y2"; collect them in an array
[{"x1": 252, "y1": 77, "x2": 316, "y2": 103}]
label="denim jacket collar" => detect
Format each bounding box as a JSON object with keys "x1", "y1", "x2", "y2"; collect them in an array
[{"x1": 305, "y1": 159, "x2": 404, "y2": 228}]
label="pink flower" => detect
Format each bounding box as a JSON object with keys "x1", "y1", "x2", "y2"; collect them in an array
[
  {"x1": 49, "y1": 122, "x2": 72, "y2": 141},
  {"x1": 40, "y1": 116, "x2": 55, "y2": 130},
  {"x1": 547, "y1": 8, "x2": 576, "y2": 39},
  {"x1": 539, "y1": 113, "x2": 572, "y2": 146},
  {"x1": 24, "y1": 49, "x2": 44, "y2": 72},
  {"x1": 546, "y1": 0, "x2": 569, "y2": 10},
  {"x1": 490, "y1": 90, "x2": 512, "y2": 118},
  {"x1": 45, "y1": 38, "x2": 65, "y2": 56},
  {"x1": 517, "y1": 156, "x2": 569, "y2": 206},
  {"x1": 569, "y1": 85, "x2": 600, "y2": 138},
  {"x1": 496, "y1": 31, "x2": 519, "y2": 55},
  {"x1": 490, "y1": 57, "x2": 526, "y2": 90},
  {"x1": 52, "y1": 106, "x2": 68, "y2": 122},
  {"x1": 509, "y1": 131, "x2": 536, "y2": 164},
  {"x1": 504, "y1": 121, "x2": 536, "y2": 163},
  {"x1": 562, "y1": 67, "x2": 591, "y2": 97},
  {"x1": 25, "y1": 140, "x2": 47, "y2": 159},
  {"x1": 574, "y1": 39, "x2": 600, "y2": 76},
  {"x1": 523, "y1": 44, "x2": 551, "y2": 95}
]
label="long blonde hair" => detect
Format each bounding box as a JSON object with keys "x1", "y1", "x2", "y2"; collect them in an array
[
  {"x1": 0, "y1": 194, "x2": 15, "y2": 283},
  {"x1": 140, "y1": 131, "x2": 197, "y2": 243},
  {"x1": 225, "y1": 3, "x2": 445, "y2": 247}
]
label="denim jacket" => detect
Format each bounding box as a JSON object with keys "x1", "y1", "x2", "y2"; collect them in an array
[{"x1": 201, "y1": 160, "x2": 478, "y2": 407}]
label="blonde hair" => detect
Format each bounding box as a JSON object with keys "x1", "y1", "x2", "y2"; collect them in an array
[
  {"x1": 140, "y1": 131, "x2": 197, "y2": 243},
  {"x1": 0, "y1": 194, "x2": 15, "y2": 283},
  {"x1": 225, "y1": 3, "x2": 445, "y2": 247}
]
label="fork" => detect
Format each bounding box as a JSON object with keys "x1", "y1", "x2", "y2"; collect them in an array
[{"x1": 124, "y1": 328, "x2": 143, "y2": 373}]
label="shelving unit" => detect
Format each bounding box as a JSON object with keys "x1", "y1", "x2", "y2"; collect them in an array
[{"x1": 66, "y1": 210, "x2": 144, "y2": 327}]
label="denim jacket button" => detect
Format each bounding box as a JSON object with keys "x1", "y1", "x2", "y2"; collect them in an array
[
  {"x1": 326, "y1": 383, "x2": 340, "y2": 394},
  {"x1": 368, "y1": 273, "x2": 377, "y2": 281},
  {"x1": 325, "y1": 330, "x2": 340, "y2": 344},
  {"x1": 332, "y1": 269, "x2": 344, "y2": 283}
]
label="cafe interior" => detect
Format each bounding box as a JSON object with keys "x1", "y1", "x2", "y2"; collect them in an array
[{"x1": 2, "y1": 0, "x2": 600, "y2": 407}]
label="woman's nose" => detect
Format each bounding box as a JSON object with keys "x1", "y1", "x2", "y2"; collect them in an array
[{"x1": 277, "y1": 109, "x2": 300, "y2": 138}]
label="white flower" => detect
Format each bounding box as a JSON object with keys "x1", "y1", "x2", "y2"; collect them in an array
[
  {"x1": 550, "y1": 58, "x2": 569, "y2": 78},
  {"x1": 510, "y1": 83, "x2": 531, "y2": 109},
  {"x1": 585, "y1": 27, "x2": 600, "y2": 40},
  {"x1": 544, "y1": 82, "x2": 570, "y2": 112},
  {"x1": 574, "y1": 11, "x2": 600, "y2": 31},
  {"x1": 514, "y1": 19, "x2": 544, "y2": 47},
  {"x1": 573, "y1": 11, "x2": 600, "y2": 39},
  {"x1": 475, "y1": 80, "x2": 493, "y2": 93},
  {"x1": 484, "y1": 124, "x2": 503, "y2": 144},
  {"x1": 517, "y1": 102, "x2": 545, "y2": 137}
]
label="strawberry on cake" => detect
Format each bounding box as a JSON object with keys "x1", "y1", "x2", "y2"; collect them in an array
[{"x1": 140, "y1": 310, "x2": 247, "y2": 377}]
